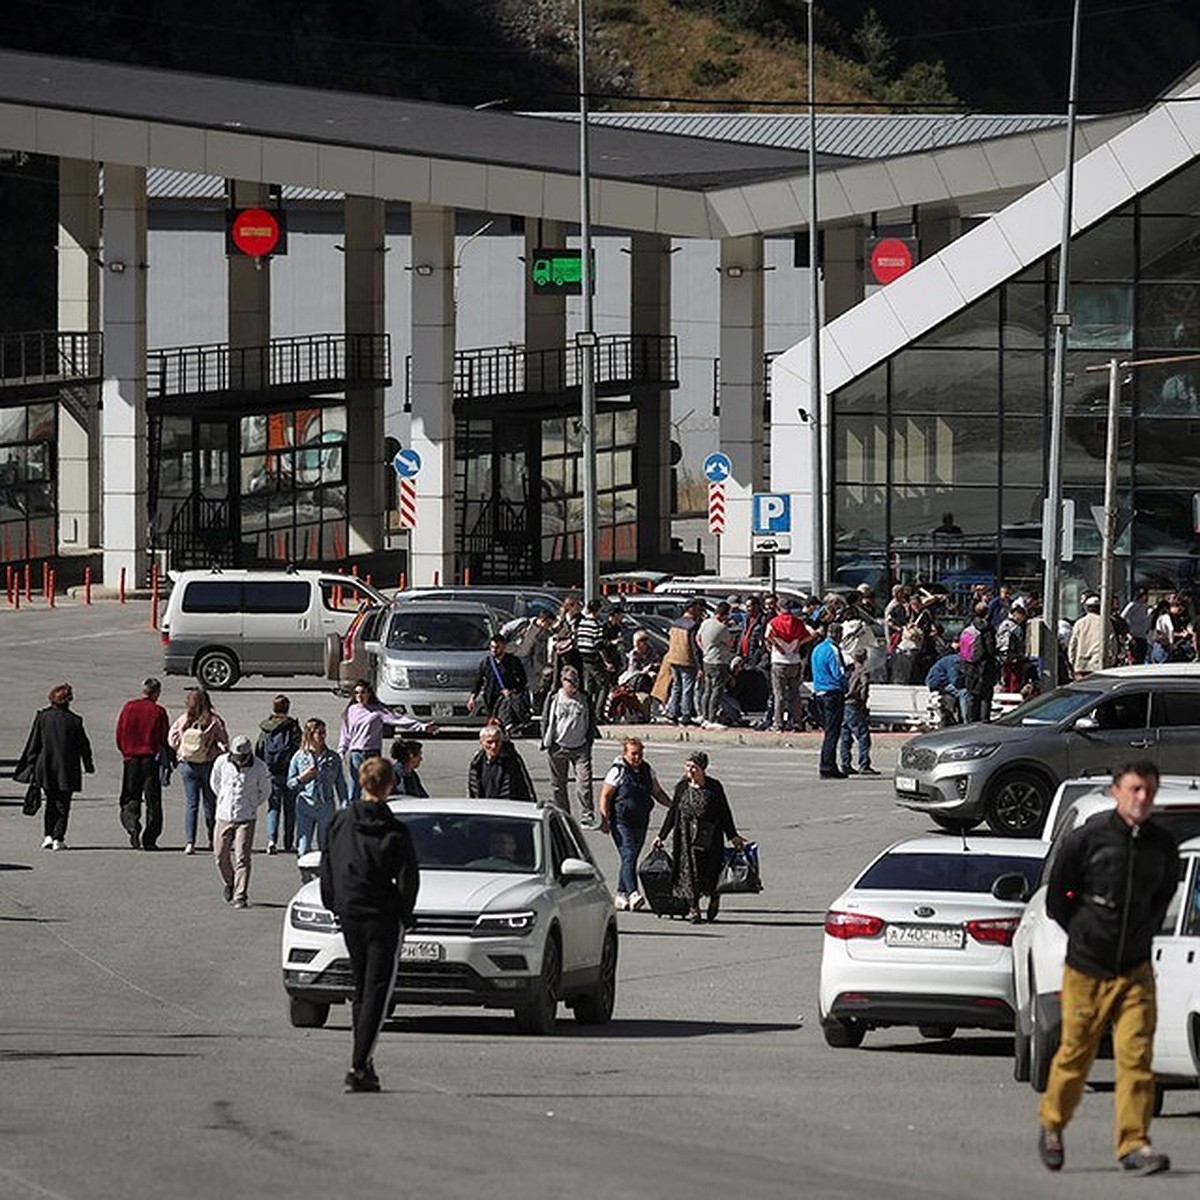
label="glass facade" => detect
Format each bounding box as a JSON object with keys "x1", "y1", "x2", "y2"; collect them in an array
[
  {"x1": 830, "y1": 159, "x2": 1200, "y2": 611},
  {"x1": 0, "y1": 401, "x2": 55, "y2": 562}
]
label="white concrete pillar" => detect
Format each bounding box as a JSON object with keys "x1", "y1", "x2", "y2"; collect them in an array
[
  {"x1": 344, "y1": 195, "x2": 386, "y2": 555},
  {"x1": 525, "y1": 220, "x2": 566, "y2": 392},
  {"x1": 631, "y1": 232, "x2": 672, "y2": 564},
  {"x1": 228, "y1": 181, "x2": 271, "y2": 388},
  {"x1": 57, "y1": 158, "x2": 101, "y2": 549},
  {"x1": 718, "y1": 235, "x2": 765, "y2": 578},
  {"x1": 100, "y1": 164, "x2": 148, "y2": 586},
  {"x1": 408, "y1": 204, "x2": 456, "y2": 585}
]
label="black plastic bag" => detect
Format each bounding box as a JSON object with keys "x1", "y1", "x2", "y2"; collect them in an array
[
  {"x1": 22, "y1": 782, "x2": 42, "y2": 817},
  {"x1": 636, "y1": 846, "x2": 690, "y2": 917},
  {"x1": 716, "y1": 842, "x2": 763, "y2": 895}
]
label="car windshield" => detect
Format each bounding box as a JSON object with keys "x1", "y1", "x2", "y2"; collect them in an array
[
  {"x1": 996, "y1": 688, "x2": 1099, "y2": 727},
  {"x1": 403, "y1": 814, "x2": 542, "y2": 874},
  {"x1": 385, "y1": 611, "x2": 492, "y2": 652},
  {"x1": 857, "y1": 852, "x2": 1043, "y2": 894}
]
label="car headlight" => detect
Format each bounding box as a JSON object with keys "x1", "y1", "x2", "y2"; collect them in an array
[
  {"x1": 472, "y1": 911, "x2": 538, "y2": 937},
  {"x1": 290, "y1": 904, "x2": 340, "y2": 932},
  {"x1": 938, "y1": 743, "x2": 1001, "y2": 763},
  {"x1": 384, "y1": 664, "x2": 409, "y2": 689}
]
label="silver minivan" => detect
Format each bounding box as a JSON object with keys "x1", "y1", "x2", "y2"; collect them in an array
[{"x1": 162, "y1": 569, "x2": 388, "y2": 689}]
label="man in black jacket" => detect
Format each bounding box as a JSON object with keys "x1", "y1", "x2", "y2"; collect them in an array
[
  {"x1": 320, "y1": 756, "x2": 419, "y2": 1094},
  {"x1": 467, "y1": 724, "x2": 536, "y2": 802},
  {"x1": 467, "y1": 634, "x2": 530, "y2": 734},
  {"x1": 1037, "y1": 760, "x2": 1179, "y2": 1176}
]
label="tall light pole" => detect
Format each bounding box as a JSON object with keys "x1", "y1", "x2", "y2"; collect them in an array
[
  {"x1": 1040, "y1": 0, "x2": 1082, "y2": 687},
  {"x1": 807, "y1": 0, "x2": 824, "y2": 597},
  {"x1": 577, "y1": 0, "x2": 600, "y2": 603}
]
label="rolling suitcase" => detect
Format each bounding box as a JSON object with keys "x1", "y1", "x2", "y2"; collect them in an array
[{"x1": 637, "y1": 846, "x2": 690, "y2": 917}]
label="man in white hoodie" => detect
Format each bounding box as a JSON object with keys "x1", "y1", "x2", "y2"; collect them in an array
[{"x1": 211, "y1": 734, "x2": 272, "y2": 908}]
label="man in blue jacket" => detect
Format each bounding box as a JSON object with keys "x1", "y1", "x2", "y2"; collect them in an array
[{"x1": 810, "y1": 623, "x2": 847, "y2": 779}]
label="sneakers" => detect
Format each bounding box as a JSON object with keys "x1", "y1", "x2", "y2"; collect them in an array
[
  {"x1": 858, "y1": 766, "x2": 882, "y2": 776},
  {"x1": 344, "y1": 1066, "x2": 381, "y2": 1093},
  {"x1": 614, "y1": 893, "x2": 629, "y2": 911},
  {"x1": 1119, "y1": 1146, "x2": 1170, "y2": 1175},
  {"x1": 839, "y1": 765, "x2": 857, "y2": 775},
  {"x1": 1037, "y1": 1127, "x2": 1064, "y2": 1172},
  {"x1": 222, "y1": 883, "x2": 234, "y2": 903},
  {"x1": 52, "y1": 839, "x2": 68, "y2": 851},
  {"x1": 267, "y1": 842, "x2": 277, "y2": 855},
  {"x1": 233, "y1": 897, "x2": 249, "y2": 909},
  {"x1": 628, "y1": 891, "x2": 646, "y2": 912},
  {"x1": 578, "y1": 815, "x2": 596, "y2": 830},
  {"x1": 183, "y1": 842, "x2": 195, "y2": 856},
  {"x1": 41, "y1": 836, "x2": 54, "y2": 850},
  {"x1": 819, "y1": 770, "x2": 848, "y2": 780},
  {"x1": 129, "y1": 829, "x2": 141, "y2": 849}
]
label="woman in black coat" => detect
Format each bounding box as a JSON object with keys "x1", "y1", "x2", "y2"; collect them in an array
[
  {"x1": 654, "y1": 750, "x2": 744, "y2": 923},
  {"x1": 467, "y1": 724, "x2": 536, "y2": 802},
  {"x1": 15, "y1": 682, "x2": 95, "y2": 850}
]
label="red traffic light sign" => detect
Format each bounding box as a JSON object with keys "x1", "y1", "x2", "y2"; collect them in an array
[
  {"x1": 227, "y1": 207, "x2": 284, "y2": 258},
  {"x1": 867, "y1": 236, "x2": 917, "y2": 286}
]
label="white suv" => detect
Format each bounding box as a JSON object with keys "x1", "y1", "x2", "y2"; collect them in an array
[
  {"x1": 281, "y1": 798, "x2": 617, "y2": 1035},
  {"x1": 1009, "y1": 777, "x2": 1200, "y2": 1094}
]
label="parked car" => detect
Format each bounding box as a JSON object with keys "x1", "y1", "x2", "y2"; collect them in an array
[
  {"x1": 1008, "y1": 777, "x2": 1200, "y2": 1093},
  {"x1": 818, "y1": 835, "x2": 1047, "y2": 1049},
  {"x1": 282, "y1": 798, "x2": 617, "y2": 1035},
  {"x1": 162, "y1": 569, "x2": 387, "y2": 689},
  {"x1": 324, "y1": 602, "x2": 385, "y2": 695},
  {"x1": 369, "y1": 599, "x2": 509, "y2": 725},
  {"x1": 894, "y1": 665, "x2": 1200, "y2": 836},
  {"x1": 393, "y1": 586, "x2": 564, "y2": 620}
]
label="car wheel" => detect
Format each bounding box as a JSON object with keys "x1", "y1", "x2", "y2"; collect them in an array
[
  {"x1": 918, "y1": 1024, "x2": 956, "y2": 1040},
  {"x1": 1030, "y1": 986, "x2": 1057, "y2": 1093},
  {"x1": 573, "y1": 928, "x2": 617, "y2": 1025},
  {"x1": 930, "y1": 815, "x2": 982, "y2": 834},
  {"x1": 288, "y1": 997, "x2": 329, "y2": 1028},
  {"x1": 323, "y1": 632, "x2": 343, "y2": 681},
  {"x1": 985, "y1": 769, "x2": 1051, "y2": 837},
  {"x1": 195, "y1": 649, "x2": 240, "y2": 690},
  {"x1": 1153, "y1": 1082, "x2": 1165, "y2": 1117},
  {"x1": 1013, "y1": 1013, "x2": 1032, "y2": 1082},
  {"x1": 822, "y1": 1019, "x2": 866, "y2": 1049},
  {"x1": 515, "y1": 934, "x2": 561, "y2": 1035}
]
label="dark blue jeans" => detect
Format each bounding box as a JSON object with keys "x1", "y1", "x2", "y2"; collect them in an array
[
  {"x1": 610, "y1": 813, "x2": 650, "y2": 897},
  {"x1": 266, "y1": 773, "x2": 296, "y2": 849},
  {"x1": 815, "y1": 691, "x2": 845, "y2": 775},
  {"x1": 839, "y1": 699, "x2": 872, "y2": 771}
]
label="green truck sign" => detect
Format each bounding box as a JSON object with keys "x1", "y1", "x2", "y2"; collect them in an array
[{"x1": 530, "y1": 249, "x2": 594, "y2": 295}]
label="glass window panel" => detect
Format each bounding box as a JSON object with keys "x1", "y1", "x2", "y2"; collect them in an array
[
  {"x1": 1138, "y1": 283, "x2": 1200, "y2": 350},
  {"x1": 542, "y1": 418, "x2": 566, "y2": 456},
  {"x1": 241, "y1": 454, "x2": 267, "y2": 496},
  {"x1": 268, "y1": 487, "x2": 294, "y2": 528},
  {"x1": 835, "y1": 415, "x2": 888, "y2": 485},
  {"x1": 597, "y1": 410, "x2": 615, "y2": 446},
  {"x1": 0, "y1": 407, "x2": 24, "y2": 445},
  {"x1": 1003, "y1": 284, "x2": 1048, "y2": 350},
  {"x1": 1137, "y1": 363, "x2": 1200, "y2": 415},
  {"x1": 891, "y1": 414, "x2": 998, "y2": 487},
  {"x1": 322, "y1": 405, "x2": 346, "y2": 436},
  {"x1": 889, "y1": 486, "x2": 997, "y2": 542},
  {"x1": 1003, "y1": 351, "x2": 1047, "y2": 414},
  {"x1": 324, "y1": 486, "x2": 347, "y2": 518},
  {"x1": 597, "y1": 491, "x2": 615, "y2": 523},
  {"x1": 565, "y1": 418, "x2": 583, "y2": 454},
  {"x1": 1136, "y1": 418, "x2": 1200, "y2": 488},
  {"x1": 1134, "y1": 557, "x2": 1200, "y2": 592},
  {"x1": 834, "y1": 484, "x2": 886, "y2": 548},
  {"x1": 241, "y1": 413, "x2": 267, "y2": 453},
  {"x1": 25, "y1": 443, "x2": 50, "y2": 481},
  {"x1": 321, "y1": 520, "x2": 345, "y2": 560},
  {"x1": 1070, "y1": 216, "x2": 1134, "y2": 281},
  {"x1": 1062, "y1": 417, "x2": 1131, "y2": 484},
  {"x1": 614, "y1": 407, "x2": 637, "y2": 444},
  {"x1": 1003, "y1": 419, "x2": 1045, "y2": 486},
  {"x1": 597, "y1": 452, "x2": 614, "y2": 490},
  {"x1": 832, "y1": 363, "x2": 886, "y2": 414},
  {"x1": 1064, "y1": 351, "x2": 1132, "y2": 416},
  {"x1": 543, "y1": 457, "x2": 565, "y2": 490},
  {"x1": 1134, "y1": 491, "x2": 1200, "y2": 557},
  {"x1": 0, "y1": 446, "x2": 26, "y2": 485},
  {"x1": 241, "y1": 492, "x2": 267, "y2": 534},
  {"x1": 0, "y1": 520, "x2": 26, "y2": 561},
  {"x1": 613, "y1": 449, "x2": 634, "y2": 487},
  {"x1": 1067, "y1": 284, "x2": 1133, "y2": 350},
  {"x1": 566, "y1": 496, "x2": 584, "y2": 532},
  {"x1": 27, "y1": 403, "x2": 54, "y2": 441},
  {"x1": 912, "y1": 292, "x2": 999, "y2": 348},
  {"x1": 1141, "y1": 160, "x2": 1200, "y2": 215},
  {"x1": 1002, "y1": 487, "x2": 1044, "y2": 529},
  {"x1": 891, "y1": 349, "x2": 999, "y2": 414},
  {"x1": 1140, "y1": 215, "x2": 1200, "y2": 281}
]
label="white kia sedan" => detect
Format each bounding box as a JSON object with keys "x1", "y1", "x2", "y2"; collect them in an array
[
  {"x1": 282, "y1": 798, "x2": 617, "y2": 1035},
  {"x1": 819, "y1": 836, "x2": 1047, "y2": 1048}
]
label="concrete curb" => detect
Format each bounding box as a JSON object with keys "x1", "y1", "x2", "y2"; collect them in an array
[{"x1": 595, "y1": 724, "x2": 912, "y2": 750}]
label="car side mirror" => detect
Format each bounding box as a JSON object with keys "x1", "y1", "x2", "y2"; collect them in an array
[
  {"x1": 991, "y1": 872, "x2": 1030, "y2": 903},
  {"x1": 363, "y1": 640, "x2": 381, "y2": 655},
  {"x1": 560, "y1": 856, "x2": 597, "y2": 883},
  {"x1": 297, "y1": 850, "x2": 322, "y2": 884},
  {"x1": 1072, "y1": 715, "x2": 1098, "y2": 732}
]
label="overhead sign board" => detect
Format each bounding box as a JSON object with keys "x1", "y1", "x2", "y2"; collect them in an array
[
  {"x1": 752, "y1": 492, "x2": 791, "y2": 535},
  {"x1": 226, "y1": 207, "x2": 286, "y2": 258},
  {"x1": 530, "y1": 249, "x2": 595, "y2": 296},
  {"x1": 752, "y1": 534, "x2": 792, "y2": 555}
]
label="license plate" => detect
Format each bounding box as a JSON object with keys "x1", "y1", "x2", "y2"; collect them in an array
[
  {"x1": 895, "y1": 775, "x2": 919, "y2": 794},
  {"x1": 885, "y1": 923, "x2": 964, "y2": 950},
  {"x1": 432, "y1": 702, "x2": 455, "y2": 719},
  {"x1": 400, "y1": 940, "x2": 443, "y2": 962}
]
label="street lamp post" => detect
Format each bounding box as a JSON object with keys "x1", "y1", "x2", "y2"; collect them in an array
[
  {"x1": 807, "y1": 0, "x2": 824, "y2": 597},
  {"x1": 577, "y1": 0, "x2": 600, "y2": 604}
]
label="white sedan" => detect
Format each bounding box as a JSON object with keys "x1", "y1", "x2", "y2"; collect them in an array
[
  {"x1": 819, "y1": 836, "x2": 1047, "y2": 1048},
  {"x1": 282, "y1": 798, "x2": 617, "y2": 1035}
]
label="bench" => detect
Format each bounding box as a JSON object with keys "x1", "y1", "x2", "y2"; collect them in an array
[{"x1": 867, "y1": 684, "x2": 938, "y2": 730}]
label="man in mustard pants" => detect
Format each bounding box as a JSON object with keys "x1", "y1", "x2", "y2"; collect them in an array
[{"x1": 1037, "y1": 760, "x2": 1179, "y2": 1175}]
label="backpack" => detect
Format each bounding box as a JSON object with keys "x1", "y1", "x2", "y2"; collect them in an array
[
  {"x1": 262, "y1": 721, "x2": 296, "y2": 774},
  {"x1": 178, "y1": 723, "x2": 207, "y2": 763},
  {"x1": 959, "y1": 624, "x2": 984, "y2": 664}
]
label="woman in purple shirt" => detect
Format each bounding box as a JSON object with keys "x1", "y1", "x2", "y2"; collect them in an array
[{"x1": 337, "y1": 679, "x2": 435, "y2": 803}]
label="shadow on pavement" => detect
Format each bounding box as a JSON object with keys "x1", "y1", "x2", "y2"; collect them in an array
[
  {"x1": 865, "y1": 1034, "x2": 1012, "y2": 1058},
  {"x1": 386, "y1": 1013, "x2": 799, "y2": 1039},
  {"x1": 0, "y1": 1049, "x2": 201, "y2": 1062},
  {"x1": 0, "y1": 863, "x2": 33, "y2": 872}
]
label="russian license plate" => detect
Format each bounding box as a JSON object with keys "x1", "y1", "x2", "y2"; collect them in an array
[
  {"x1": 432, "y1": 702, "x2": 455, "y2": 719},
  {"x1": 895, "y1": 775, "x2": 919, "y2": 794},
  {"x1": 400, "y1": 940, "x2": 444, "y2": 962},
  {"x1": 885, "y1": 923, "x2": 964, "y2": 950}
]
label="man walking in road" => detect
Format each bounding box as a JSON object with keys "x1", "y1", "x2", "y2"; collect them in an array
[
  {"x1": 115, "y1": 677, "x2": 170, "y2": 850},
  {"x1": 320, "y1": 756, "x2": 419, "y2": 1094},
  {"x1": 211, "y1": 735, "x2": 272, "y2": 908},
  {"x1": 540, "y1": 664, "x2": 599, "y2": 825},
  {"x1": 1037, "y1": 760, "x2": 1178, "y2": 1176}
]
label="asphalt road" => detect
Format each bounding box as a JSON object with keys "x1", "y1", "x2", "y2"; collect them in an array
[{"x1": 1, "y1": 599, "x2": 1195, "y2": 1199}]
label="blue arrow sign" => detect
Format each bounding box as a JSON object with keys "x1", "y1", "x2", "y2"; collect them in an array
[
  {"x1": 703, "y1": 452, "x2": 732, "y2": 483},
  {"x1": 392, "y1": 447, "x2": 422, "y2": 479}
]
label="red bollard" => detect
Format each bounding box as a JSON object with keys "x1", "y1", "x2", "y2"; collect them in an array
[
  {"x1": 464, "y1": 567, "x2": 471, "y2": 586},
  {"x1": 149, "y1": 563, "x2": 160, "y2": 630},
  {"x1": 24, "y1": 562, "x2": 32, "y2": 603},
  {"x1": 42, "y1": 560, "x2": 49, "y2": 599},
  {"x1": 433, "y1": 569, "x2": 440, "y2": 587},
  {"x1": 399, "y1": 572, "x2": 407, "y2": 591},
  {"x1": 48, "y1": 569, "x2": 56, "y2": 608},
  {"x1": 84, "y1": 566, "x2": 92, "y2": 605},
  {"x1": 119, "y1": 566, "x2": 127, "y2": 604},
  {"x1": 13, "y1": 576, "x2": 19, "y2": 609}
]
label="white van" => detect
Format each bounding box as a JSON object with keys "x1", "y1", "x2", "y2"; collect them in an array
[
  {"x1": 653, "y1": 575, "x2": 814, "y2": 607},
  {"x1": 161, "y1": 569, "x2": 388, "y2": 689}
]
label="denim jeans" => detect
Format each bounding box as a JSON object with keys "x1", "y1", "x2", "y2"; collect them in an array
[
  {"x1": 702, "y1": 663, "x2": 727, "y2": 723},
  {"x1": 180, "y1": 760, "x2": 216, "y2": 846},
  {"x1": 346, "y1": 749, "x2": 367, "y2": 803},
  {"x1": 815, "y1": 691, "x2": 845, "y2": 774},
  {"x1": 838, "y1": 700, "x2": 872, "y2": 771},
  {"x1": 610, "y1": 813, "x2": 650, "y2": 897},
  {"x1": 295, "y1": 798, "x2": 335, "y2": 857},
  {"x1": 265, "y1": 773, "x2": 296, "y2": 849},
  {"x1": 667, "y1": 666, "x2": 697, "y2": 723}
]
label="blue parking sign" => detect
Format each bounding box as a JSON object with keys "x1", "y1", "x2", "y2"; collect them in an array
[{"x1": 752, "y1": 493, "x2": 791, "y2": 535}]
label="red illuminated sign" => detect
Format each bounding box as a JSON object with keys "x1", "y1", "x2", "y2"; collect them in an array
[{"x1": 867, "y1": 237, "x2": 917, "y2": 285}]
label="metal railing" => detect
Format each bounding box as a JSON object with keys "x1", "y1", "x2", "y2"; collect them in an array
[
  {"x1": 0, "y1": 331, "x2": 102, "y2": 389},
  {"x1": 158, "y1": 494, "x2": 235, "y2": 571},
  {"x1": 147, "y1": 333, "x2": 390, "y2": 399}
]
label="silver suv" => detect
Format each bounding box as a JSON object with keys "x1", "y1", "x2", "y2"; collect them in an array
[{"x1": 894, "y1": 665, "x2": 1200, "y2": 836}]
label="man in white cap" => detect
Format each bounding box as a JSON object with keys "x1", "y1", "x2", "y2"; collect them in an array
[
  {"x1": 211, "y1": 734, "x2": 272, "y2": 908},
  {"x1": 1068, "y1": 594, "x2": 1115, "y2": 679}
]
